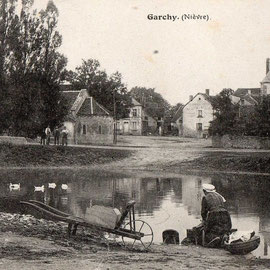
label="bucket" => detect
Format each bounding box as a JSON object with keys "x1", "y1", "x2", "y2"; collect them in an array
[{"x1": 162, "y1": 229, "x2": 179, "y2": 244}]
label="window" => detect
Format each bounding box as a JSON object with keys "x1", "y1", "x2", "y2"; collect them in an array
[
  {"x1": 132, "y1": 109, "x2": 138, "y2": 117},
  {"x1": 98, "y1": 125, "x2": 102, "y2": 134},
  {"x1": 116, "y1": 122, "x2": 121, "y2": 130},
  {"x1": 132, "y1": 122, "x2": 137, "y2": 130},
  {"x1": 82, "y1": 124, "x2": 87, "y2": 134},
  {"x1": 198, "y1": 110, "x2": 202, "y2": 117},
  {"x1": 197, "y1": 123, "x2": 203, "y2": 131}
]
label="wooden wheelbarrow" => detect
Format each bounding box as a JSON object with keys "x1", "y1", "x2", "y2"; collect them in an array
[{"x1": 20, "y1": 200, "x2": 154, "y2": 249}]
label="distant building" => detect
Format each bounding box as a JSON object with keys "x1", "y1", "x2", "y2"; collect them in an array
[
  {"x1": 232, "y1": 58, "x2": 270, "y2": 102},
  {"x1": 62, "y1": 89, "x2": 113, "y2": 145},
  {"x1": 231, "y1": 88, "x2": 260, "y2": 106},
  {"x1": 117, "y1": 98, "x2": 157, "y2": 135},
  {"x1": 173, "y1": 89, "x2": 214, "y2": 138},
  {"x1": 261, "y1": 58, "x2": 270, "y2": 95}
]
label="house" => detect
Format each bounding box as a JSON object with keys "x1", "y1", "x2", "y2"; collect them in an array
[
  {"x1": 173, "y1": 89, "x2": 214, "y2": 138},
  {"x1": 117, "y1": 98, "x2": 157, "y2": 135},
  {"x1": 231, "y1": 88, "x2": 260, "y2": 106},
  {"x1": 61, "y1": 89, "x2": 113, "y2": 145}
]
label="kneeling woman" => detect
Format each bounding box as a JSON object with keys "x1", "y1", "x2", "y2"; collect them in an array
[{"x1": 201, "y1": 184, "x2": 232, "y2": 247}]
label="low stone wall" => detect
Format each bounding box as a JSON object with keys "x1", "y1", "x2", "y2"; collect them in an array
[
  {"x1": 0, "y1": 136, "x2": 27, "y2": 145},
  {"x1": 212, "y1": 135, "x2": 270, "y2": 149}
]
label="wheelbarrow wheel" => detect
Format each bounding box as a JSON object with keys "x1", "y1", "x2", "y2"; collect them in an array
[{"x1": 122, "y1": 220, "x2": 154, "y2": 250}]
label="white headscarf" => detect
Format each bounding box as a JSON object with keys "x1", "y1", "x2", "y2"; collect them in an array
[{"x1": 202, "y1": 183, "x2": 226, "y2": 202}]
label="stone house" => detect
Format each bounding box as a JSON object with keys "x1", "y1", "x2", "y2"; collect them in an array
[
  {"x1": 173, "y1": 89, "x2": 214, "y2": 138},
  {"x1": 117, "y1": 98, "x2": 157, "y2": 135},
  {"x1": 61, "y1": 89, "x2": 113, "y2": 145}
]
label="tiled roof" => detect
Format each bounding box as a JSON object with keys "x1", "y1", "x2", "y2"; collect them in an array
[
  {"x1": 234, "y1": 88, "x2": 261, "y2": 97},
  {"x1": 61, "y1": 91, "x2": 81, "y2": 111},
  {"x1": 252, "y1": 95, "x2": 261, "y2": 103},
  {"x1": 77, "y1": 97, "x2": 111, "y2": 116},
  {"x1": 262, "y1": 71, "x2": 270, "y2": 83},
  {"x1": 242, "y1": 95, "x2": 258, "y2": 105},
  {"x1": 200, "y1": 93, "x2": 215, "y2": 104},
  {"x1": 182, "y1": 92, "x2": 214, "y2": 111},
  {"x1": 92, "y1": 99, "x2": 110, "y2": 115},
  {"x1": 132, "y1": 98, "x2": 142, "y2": 106}
]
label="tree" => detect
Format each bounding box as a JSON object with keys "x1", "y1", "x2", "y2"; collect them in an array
[
  {"x1": 0, "y1": 0, "x2": 17, "y2": 132},
  {"x1": 0, "y1": 0, "x2": 68, "y2": 137},
  {"x1": 209, "y1": 88, "x2": 239, "y2": 136},
  {"x1": 65, "y1": 59, "x2": 132, "y2": 119},
  {"x1": 253, "y1": 95, "x2": 270, "y2": 137}
]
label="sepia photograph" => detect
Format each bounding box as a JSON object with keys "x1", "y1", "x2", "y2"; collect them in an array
[{"x1": 1, "y1": 0, "x2": 270, "y2": 269}]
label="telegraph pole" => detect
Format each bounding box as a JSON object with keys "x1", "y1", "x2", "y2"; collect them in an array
[{"x1": 113, "y1": 88, "x2": 117, "y2": 144}]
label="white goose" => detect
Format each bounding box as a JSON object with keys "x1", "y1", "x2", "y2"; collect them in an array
[
  {"x1": 61, "y1": 184, "x2": 68, "y2": 190},
  {"x1": 9, "y1": 183, "x2": 20, "y2": 191},
  {"x1": 48, "y1": 183, "x2": 57, "y2": 189},
  {"x1": 34, "y1": 185, "x2": 44, "y2": 192}
]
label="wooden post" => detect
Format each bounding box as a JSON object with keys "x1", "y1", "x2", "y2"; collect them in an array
[{"x1": 113, "y1": 89, "x2": 117, "y2": 144}]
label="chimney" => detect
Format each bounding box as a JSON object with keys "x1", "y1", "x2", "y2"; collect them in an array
[
  {"x1": 189, "y1": 95, "x2": 193, "y2": 101},
  {"x1": 205, "y1": 89, "x2": 210, "y2": 96},
  {"x1": 248, "y1": 89, "x2": 251, "y2": 95},
  {"x1": 267, "y1": 58, "x2": 270, "y2": 74}
]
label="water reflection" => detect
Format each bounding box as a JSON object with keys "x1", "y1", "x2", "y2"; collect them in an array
[{"x1": 0, "y1": 169, "x2": 270, "y2": 258}]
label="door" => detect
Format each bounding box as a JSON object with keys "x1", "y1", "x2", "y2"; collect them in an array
[{"x1": 123, "y1": 122, "x2": 129, "y2": 134}]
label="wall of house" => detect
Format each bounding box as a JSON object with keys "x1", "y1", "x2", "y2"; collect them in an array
[
  {"x1": 212, "y1": 135, "x2": 270, "y2": 149},
  {"x1": 117, "y1": 118, "x2": 142, "y2": 135},
  {"x1": 182, "y1": 94, "x2": 213, "y2": 138},
  {"x1": 75, "y1": 116, "x2": 113, "y2": 145},
  {"x1": 261, "y1": 82, "x2": 270, "y2": 95},
  {"x1": 129, "y1": 105, "x2": 142, "y2": 118},
  {"x1": 62, "y1": 121, "x2": 75, "y2": 145}
]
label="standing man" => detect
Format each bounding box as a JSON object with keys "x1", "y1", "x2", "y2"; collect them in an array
[
  {"x1": 61, "y1": 126, "x2": 69, "y2": 146},
  {"x1": 53, "y1": 126, "x2": 60, "y2": 145},
  {"x1": 40, "y1": 129, "x2": 46, "y2": 145},
  {"x1": 45, "y1": 125, "x2": 51, "y2": 145},
  {"x1": 201, "y1": 184, "x2": 232, "y2": 247}
]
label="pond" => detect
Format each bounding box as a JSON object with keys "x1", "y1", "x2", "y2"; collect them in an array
[{"x1": 1, "y1": 168, "x2": 270, "y2": 258}]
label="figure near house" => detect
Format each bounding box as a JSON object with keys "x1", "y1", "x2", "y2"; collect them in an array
[
  {"x1": 45, "y1": 126, "x2": 51, "y2": 145},
  {"x1": 40, "y1": 129, "x2": 46, "y2": 145},
  {"x1": 53, "y1": 126, "x2": 60, "y2": 145},
  {"x1": 61, "y1": 126, "x2": 69, "y2": 146}
]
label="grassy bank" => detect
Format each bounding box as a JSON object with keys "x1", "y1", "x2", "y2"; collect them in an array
[
  {"x1": 0, "y1": 143, "x2": 132, "y2": 167},
  {"x1": 177, "y1": 151, "x2": 270, "y2": 174}
]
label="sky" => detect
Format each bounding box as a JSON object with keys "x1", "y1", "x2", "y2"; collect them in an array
[{"x1": 32, "y1": 0, "x2": 270, "y2": 105}]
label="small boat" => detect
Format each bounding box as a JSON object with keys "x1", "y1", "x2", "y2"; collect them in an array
[
  {"x1": 224, "y1": 235, "x2": 260, "y2": 255},
  {"x1": 9, "y1": 183, "x2": 20, "y2": 191}
]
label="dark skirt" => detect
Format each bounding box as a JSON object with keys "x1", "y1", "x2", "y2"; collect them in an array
[{"x1": 204, "y1": 210, "x2": 232, "y2": 245}]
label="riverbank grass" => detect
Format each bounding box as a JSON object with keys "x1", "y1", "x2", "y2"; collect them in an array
[{"x1": 0, "y1": 143, "x2": 132, "y2": 167}]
